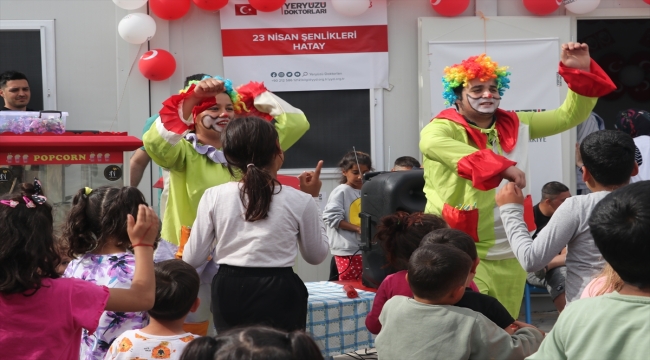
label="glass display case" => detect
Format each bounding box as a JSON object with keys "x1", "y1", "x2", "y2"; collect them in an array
[{"x1": 0, "y1": 131, "x2": 142, "y2": 226}]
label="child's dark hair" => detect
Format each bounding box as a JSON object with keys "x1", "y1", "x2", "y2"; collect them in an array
[
  {"x1": 179, "y1": 337, "x2": 219, "y2": 360},
  {"x1": 375, "y1": 211, "x2": 448, "y2": 270},
  {"x1": 393, "y1": 156, "x2": 421, "y2": 169},
  {"x1": 0, "y1": 182, "x2": 59, "y2": 294},
  {"x1": 580, "y1": 130, "x2": 636, "y2": 186},
  {"x1": 421, "y1": 228, "x2": 477, "y2": 261},
  {"x1": 589, "y1": 181, "x2": 650, "y2": 290},
  {"x1": 181, "y1": 326, "x2": 324, "y2": 360},
  {"x1": 338, "y1": 150, "x2": 373, "y2": 184},
  {"x1": 408, "y1": 244, "x2": 472, "y2": 300},
  {"x1": 148, "y1": 259, "x2": 200, "y2": 321},
  {"x1": 222, "y1": 116, "x2": 281, "y2": 222},
  {"x1": 61, "y1": 186, "x2": 151, "y2": 258}
]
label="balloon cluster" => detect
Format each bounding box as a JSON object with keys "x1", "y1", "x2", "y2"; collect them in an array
[{"x1": 112, "y1": 0, "x2": 231, "y2": 81}]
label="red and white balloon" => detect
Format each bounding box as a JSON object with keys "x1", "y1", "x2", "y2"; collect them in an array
[
  {"x1": 430, "y1": 0, "x2": 470, "y2": 17},
  {"x1": 139, "y1": 49, "x2": 176, "y2": 81},
  {"x1": 331, "y1": 0, "x2": 371, "y2": 17},
  {"x1": 193, "y1": 0, "x2": 228, "y2": 11},
  {"x1": 523, "y1": 0, "x2": 561, "y2": 16},
  {"x1": 248, "y1": 0, "x2": 285, "y2": 12},
  {"x1": 150, "y1": 0, "x2": 191, "y2": 20}
]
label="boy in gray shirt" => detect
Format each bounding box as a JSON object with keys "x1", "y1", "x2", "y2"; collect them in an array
[
  {"x1": 376, "y1": 244, "x2": 543, "y2": 360},
  {"x1": 496, "y1": 130, "x2": 637, "y2": 304}
]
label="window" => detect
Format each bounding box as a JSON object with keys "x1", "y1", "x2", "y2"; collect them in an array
[
  {"x1": 0, "y1": 20, "x2": 57, "y2": 110},
  {"x1": 275, "y1": 89, "x2": 374, "y2": 170}
]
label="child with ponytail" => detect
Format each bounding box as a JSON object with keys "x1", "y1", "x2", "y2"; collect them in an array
[
  {"x1": 62, "y1": 186, "x2": 157, "y2": 360},
  {"x1": 183, "y1": 116, "x2": 328, "y2": 333},
  {"x1": 0, "y1": 181, "x2": 158, "y2": 359}
]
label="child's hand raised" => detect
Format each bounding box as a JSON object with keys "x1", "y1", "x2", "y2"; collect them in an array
[
  {"x1": 193, "y1": 78, "x2": 225, "y2": 99},
  {"x1": 127, "y1": 205, "x2": 159, "y2": 247},
  {"x1": 495, "y1": 182, "x2": 525, "y2": 206},
  {"x1": 299, "y1": 160, "x2": 323, "y2": 197}
]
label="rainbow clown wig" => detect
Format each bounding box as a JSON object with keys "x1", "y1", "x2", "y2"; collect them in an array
[
  {"x1": 442, "y1": 54, "x2": 511, "y2": 106},
  {"x1": 179, "y1": 75, "x2": 247, "y2": 115}
]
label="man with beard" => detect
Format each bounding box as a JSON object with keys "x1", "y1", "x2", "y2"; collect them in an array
[
  {"x1": 0, "y1": 71, "x2": 33, "y2": 111},
  {"x1": 419, "y1": 42, "x2": 616, "y2": 318},
  {"x1": 143, "y1": 76, "x2": 309, "y2": 335}
]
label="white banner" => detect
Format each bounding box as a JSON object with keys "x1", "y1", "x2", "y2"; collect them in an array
[
  {"x1": 428, "y1": 39, "x2": 563, "y2": 203},
  {"x1": 220, "y1": 0, "x2": 388, "y2": 91}
]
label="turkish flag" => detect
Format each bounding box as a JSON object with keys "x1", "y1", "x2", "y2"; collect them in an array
[{"x1": 235, "y1": 4, "x2": 257, "y2": 15}]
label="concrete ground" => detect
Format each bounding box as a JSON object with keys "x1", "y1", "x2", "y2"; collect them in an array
[{"x1": 330, "y1": 294, "x2": 559, "y2": 360}]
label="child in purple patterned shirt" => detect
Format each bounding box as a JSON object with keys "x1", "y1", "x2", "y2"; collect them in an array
[{"x1": 62, "y1": 185, "x2": 159, "y2": 360}]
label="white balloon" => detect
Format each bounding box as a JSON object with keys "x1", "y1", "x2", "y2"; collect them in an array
[
  {"x1": 112, "y1": 0, "x2": 148, "y2": 10},
  {"x1": 118, "y1": 13, "x2": 156, "y2": 45},
  {"x1": 331, "y1": 0, "x2": 371, "y2": 17},
  {"x1": 564, "y1": 0, "x2": 600, "y2": 14}
]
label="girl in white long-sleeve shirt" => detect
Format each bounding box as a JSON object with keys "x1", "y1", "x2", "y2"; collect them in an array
[{"x1": 183, "y1": 116, "x2": 328, "y2": 332}]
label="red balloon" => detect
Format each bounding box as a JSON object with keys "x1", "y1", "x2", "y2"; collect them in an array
[
  {"x1": 523, "y1": 0, "x2": 561, "y2": 16},
  {"x1": 193, "y1": 0, "x2": 228, "y2": 11},
  {"x1": 248, "y1": 0, "x2": 285, "y2": 12},
  {"x1": 645, "y1": 0, "x2": 650, "y2": 4},
  {"x1": 150, "y1": 0, "x2": 191, "y2": 20},
  {"x1": 430, "y1": 0, "x2": 469, "y2": 17},
  {"x1": 139, "y1": 49, "x2": 176, "y2": 81}
]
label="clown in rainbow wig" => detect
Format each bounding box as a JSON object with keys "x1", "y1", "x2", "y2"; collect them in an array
[
  {"x1": 143, "y1": 75, "x2": 309, "y2": 335},
  {"x1": 419, "y1": 43, "x2": 616, "y2": 318}
]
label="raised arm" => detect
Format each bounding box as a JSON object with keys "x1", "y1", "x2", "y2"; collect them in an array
[
  {"x1": 237, "y1": 82, "x2": 309, "y2": 151},
  {"x1": 105, "y1": 205, "x2": 158, "y2": 312},
  {"x1": 297, "y1": 161, "x2": 329, "y2": 265},
  {"x1": 143, "y1": 81, "x2": 223, "y2": 171},
  {"x1": 420, "y1": 119, "x2": 516, "y2": 191},
  {"x1": 519, "y1": 42, "x2": 616, "y2": 139},
  {"x1": 497, "y1": 183, "x2": 573, "y2": 272}
]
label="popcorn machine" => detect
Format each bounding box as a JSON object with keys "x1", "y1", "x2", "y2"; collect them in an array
[{"x1": 0, "y1": 131, "x2": 143, "y2": 225}]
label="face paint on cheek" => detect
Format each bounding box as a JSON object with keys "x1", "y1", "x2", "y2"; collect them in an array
[
  {"x1": 466, "y1": 94, "x2": 501, "y2": 114},
  {"x1": 200, "y1": 115, "x2": 221, "y2": 133}
]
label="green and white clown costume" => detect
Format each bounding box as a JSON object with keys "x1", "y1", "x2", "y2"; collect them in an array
[
  {"x1": 144, "y1": 81, "x2": 309, "y2": 253},
  {"x1": 143, "y1": 80, "x2": 309, "y2": 335},
  {"x1": 420, "y1": 58, "x2": 615, "y2": 317}
]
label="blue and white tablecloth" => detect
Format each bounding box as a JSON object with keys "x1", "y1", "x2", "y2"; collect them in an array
[{"x1": 306, "y1": 281, "x2": 376, "y2": 357}]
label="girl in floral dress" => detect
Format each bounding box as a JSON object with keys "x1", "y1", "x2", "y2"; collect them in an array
[{"x1": 62, "y1": 186, "x2": 156, "y2": 360}]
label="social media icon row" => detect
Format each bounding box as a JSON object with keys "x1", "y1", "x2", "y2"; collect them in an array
[{"x1": 270, "y1": 72, "x2": 309, "y2": 78}]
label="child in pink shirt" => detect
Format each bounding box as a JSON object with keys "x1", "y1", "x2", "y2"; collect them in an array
[
  {"x1": 365, "y1": 212, "x2": 523, "y2": 335},
  {"x1": 581, "y1": 263, "x2": 623, "y2": 299},
  {"x1": 0, "y1": 181, "x2": 158, "y2": 360},
  {"x1": 366, "y1": 212, "x2": 465, "y2": 334}
]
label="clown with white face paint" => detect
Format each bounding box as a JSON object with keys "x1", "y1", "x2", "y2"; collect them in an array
[
  {"x1": 464, "y1": 79, "x2": 501, "y2": 115},
  {"x1": 419, "y1": 43, "x2": 616, "y2": 318},
  {"x1": 143, "y1": 75, "x2": 309, "y2": 336}
]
